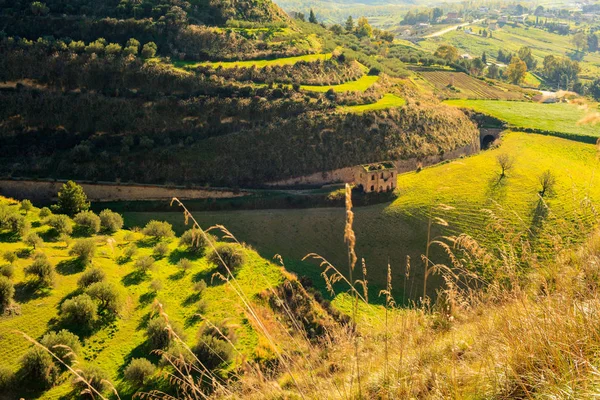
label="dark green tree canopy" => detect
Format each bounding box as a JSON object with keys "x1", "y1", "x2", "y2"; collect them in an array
[{"x1": 56, "y1": 181, "x2": 90, "y2": 217}]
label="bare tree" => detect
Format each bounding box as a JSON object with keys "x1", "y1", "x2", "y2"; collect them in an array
[
  {"x1": 497, "y1": 154, "x2": 514, "y2": 178},
  {"x1": 539, "y1": 170, "x2": 556, "y2": 197}
]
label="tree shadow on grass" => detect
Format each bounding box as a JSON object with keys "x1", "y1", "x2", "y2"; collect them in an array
[
  {"x1": 185, "y1": 313, "x2": 202, "y2": 328},
  {"x1": 39, "y1": 228, "x2": 59, "y2": 243},
  {"x1": 14, "y1": 281, "x2": 52, "y2": 303},
  {"x1": 168, "y1": 269, "x2": 186, "y2": 281},
  {"x1": 485, "y1": 174, "x2": 509, "y2": 202},
  {"x1": 168, "y1": 248, "x2": 203, "y2": 265},
  {"x1": 122, "y1": 270, "x2": 150, "y2": 287},
  {"x1": 192, "y1": 269, "x2": 222, "y2": 286},
  {"x1": 136, "y1": 237, "x2": 159, "y2": 249},
  {"x1": 116, "y1": 255, "x2": 133, "y2": 265},
  {"x1": 56, "y1": 258, "x2": 86, "y2": 275},
  {"x1": 136, "y1": 311, "x2": 153, "y2": 331},
  {"x1": 182, "y1": 292, "x2": 201, "y2": 307},
  {"x1": 529, "y1": 197, "x2": 549, "y2": 240},
  {"x1": 16, "y1": 248, "x2": 33, "y2": 259},
  {"x1": 0, "y1": 231, "x2": 19, "y2": 243},
  {"x1": 137, "y1": 291, "x2": 157, "y2": 309}
]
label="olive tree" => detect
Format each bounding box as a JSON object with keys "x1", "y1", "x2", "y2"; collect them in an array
[
  {"x1": 25, "y1": 253, "x2": 55, "y2": 287},
  {"x1": 60, "y1": 294, "x2": 97, "y2": 327},
  {"x1": 0, "y1": 277, "x2": 14, "y2": 311},
  {"x1": 69, "y1": 239, "x2": 96, "y2": 264},
  {"x1": 74, "y1": 211, "x2": 101, "y2": 236},
  {"x1": 99, "y1": 209, "x2": 123, "y2": 233}
]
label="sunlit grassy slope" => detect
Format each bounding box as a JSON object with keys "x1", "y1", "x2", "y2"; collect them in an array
[
  {"x1": 0, "y1": 203, "x2": 284, "y2": 399},
  {"x1": 176, "y1": 53, "x2": 332, "y2": 69},
  {"x1": 124, "y1": 132, "x2": 600, "y2": 301},
  {"x1": 301, "y1": 75, "x2": 380, "y2": 92},
  {"x1": 341, "y1": 94, "x2": 406, "y2": 113},
  {"x1": 446, "y1": 99, "x2": 600, "y2": 140}
]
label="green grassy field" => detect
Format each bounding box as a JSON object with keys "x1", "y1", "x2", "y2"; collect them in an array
[
  {"x1": 523, "y1": 72, "x2": 542, "y2": 88},
  {"x1": 176, "y1": 53, "x2": 332, "y2": 69},
  {"x1": 123, "y1": 131, "x2": 600, "y2": 302},
  {"x1": 301, "y1": 75, "x2": 380, "y2": 92},
  {"x1": 341, "y1": 93, "x2": 406, "y2": 113},
  {"x1": 0, "y1": 203, "x2": 284, "y2": 398},
  {"x1": 445, "y1": 99, "x2": 600, "y2": 139},
  {"x1": 419, "y1": 25, "x2": 600, "y2": 79}
]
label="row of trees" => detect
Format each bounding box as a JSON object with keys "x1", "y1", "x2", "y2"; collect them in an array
[
  {"x1": 194, "y1": 54, "x2": 365, "y2": 86},
  {"x1": 7, "y1": 36, "x2": 158, "y2": 58}
]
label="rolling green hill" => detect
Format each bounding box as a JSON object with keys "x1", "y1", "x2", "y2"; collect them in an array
[
  {"x1": 121, "y1": 131, "x2": 600, "y2": 301},
  {"x1": 446, "y1": 99, "x2": 600, "y2": 141},
  {"x1": 0, "y1": 197, "x2": 337, "y2": 399}
]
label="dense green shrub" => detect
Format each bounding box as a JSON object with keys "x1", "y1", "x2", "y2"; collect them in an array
[
  {"x1": 39, "y1": 207, "x2": 52, "y2": 218},
  {"x1": 74, "y1": 211, "x2": 101, "y2": 236},
  {"x1": 123, "y1": 358, "x2": 156, "y2": 387},
  {"x1": 121, "y1": 244, "x2": 138, "y2": 262},
  {"x1": 39, "y1": 330, "x2": 81, "y2": 366},
  {"x1": 56, "y1": 181, "x2": 90, "y2": 216},
  {"x1": 193, "y1": 279, "x2": 207, "y2": 294},
  {"x1": 47, "y1": 214, "x2": 73, "y2": 236},
  {"x1": 177, "y1": 258, "x2": 193, "y2": 271},
  {"x1": 60, "y1": 294, "x2": 97, "y2": 327},
  {"x1": 192, "y1": 334, "x2": 234, "y2": 370},
  {"x1": 0, "y1": 277, "x2": 14, "y2": 311},
  {"x1": 86, "y1": 282, "x2": 123, "y2": 314},
  {"x1": 0, "y1": 264, "x2": 15, "y2": 280},
  {"x1": 0, "y1": 204, "x2": 25, "y2": 234},
  {"x1": 152, "y1": 242, "x2": 170, "y2": 259},
  {"x1": 146, "y1": 317, "x2": 184, "y2": 350},
  {"x1": 99, "y1": 209, "x2": 123, "y2": 233},
  {"x1": 208, "y1": 244, "x2": 246, "y2": 274},
  {"x1": 24, "y1": 253, "x2": 55, "y2": 287},
  {"x1": 24, "y1": 232, "x2": 43, "y2": 249},
  {"x1": 77, "y1": 267, "x2": 106, "y2": 289},
  {"x1": 0, "y1": 366, "x2": 15, "y2": 391},
  {"x1": 69, "y1": 238, "x2": 96, "y2": 264},
  {"x1": 2, "y1": 251, "x2": 16, "y2": 264},
  {"x1": 20, "y1": 199, "x2": 33, "y2": 214},
  {"x1": 179, "y1": 229, "x2": 208, "y2": 254},
  {"x1": 71, "y1": 364, "x2": 110, "y2": 395},
  {"x1": 134, "y1": 255, "x2": 155, "y2": 273},
  {"x1": 142, "y1": 221, "x2": 174, "y2": 240},
  {"x1": 20, "y1": 347, "x2": 59, "y2": 388}
]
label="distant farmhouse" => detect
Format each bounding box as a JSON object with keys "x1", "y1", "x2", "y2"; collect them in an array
[{"x1": 355, "y1": 162, "x2": 397, "y2": 193}]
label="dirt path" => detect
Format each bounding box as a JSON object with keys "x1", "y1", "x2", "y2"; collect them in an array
[{"x1": 424, "y1": 19, "x2": 483, "y2": 38}]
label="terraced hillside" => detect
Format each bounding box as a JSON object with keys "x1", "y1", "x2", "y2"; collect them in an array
[{"x1": 0, "y1": 0, "x2": 479, "y2": 188}]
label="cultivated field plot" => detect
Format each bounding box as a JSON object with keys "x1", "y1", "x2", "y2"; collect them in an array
[
  {"x1": 446, "y1": 99, "x2": 600, "y2": 139},
  {"x1": 124, "y1": 132, "x2": 600, "y2": 301},
  {"x1": 420, "y1": 71, "x2": 526, "y2": 100}
]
